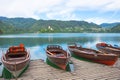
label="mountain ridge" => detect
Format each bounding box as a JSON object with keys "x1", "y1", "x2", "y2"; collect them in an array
[{"x1": 0, "y1": 16, "x2": 120, "y2": 34}]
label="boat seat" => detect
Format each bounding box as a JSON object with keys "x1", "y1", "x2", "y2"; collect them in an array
[
  {"x1": 69, "y1": 46, "x2": 76, "y2": 48},
  {"x1": 56, "y1": 54, "x2": 65, "y2": 57},
  {"x1": 7, "y1": 57, "x2": 26, "y2": 61},
  {"x1": 7, "y1": 53, "x2": 26, "y2": 58}
]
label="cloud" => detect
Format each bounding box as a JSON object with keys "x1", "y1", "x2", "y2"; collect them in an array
[
  {"x1": 85, "y1": 17, "x2": 120, "y2": 24},
  {"x1": 102, "y1": 0, "x2": 120, "y2": 11},
  {"x1": 0, "y1": 0, "x2": 120, "y2": 23},
  {"x1": 45, "y1": 7, "x2": 78, "y2": 20},
  {"x1": 66, "y1": 0, "x2": 120, "y2": 12},
  {"x1": 0, "y1": 0, "x2": 65, "y2": 19}
]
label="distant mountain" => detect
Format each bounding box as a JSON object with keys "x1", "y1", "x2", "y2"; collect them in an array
[
  {"x1": 100, "y1": 22, "x2": 120, "y2": 28},
  {"x1": 1, "y1": 16, "x2": 120, "y2": 33},
  {"x1": 0, "y1": 16, "x2": 7, "y2": 20},
  {"x1": 30, "y1": 20, "x2": 101, "y2": 32},
  {"x1": 0, "y1": 16, "x2": 36, "y2": 28},
  {"x1": 0, "y1": 20, "x2": 14, "y2": 34},
  {"x1": 110, "y1": 24, "x2": 120, "y2": 33}
]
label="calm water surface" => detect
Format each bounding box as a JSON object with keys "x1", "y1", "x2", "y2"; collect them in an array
[{"x1": 0, "y1": 33, "x2": 120, "y2": 61}]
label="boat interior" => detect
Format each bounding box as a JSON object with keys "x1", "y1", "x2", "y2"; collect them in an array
[{"x1": 3, "y1": 46, "x2": 27, "y2": 61}]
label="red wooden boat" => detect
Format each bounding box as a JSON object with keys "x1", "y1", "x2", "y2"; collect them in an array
[
  {"x1": 1, "y1": 44, "x2": 30, "y2": 78},
  {"x1": 68, "y1": 43, "x2": 118, "y2": 66},
  {"x1": 96, "y1": 42, "x2": 120, "y2": 57},
  {"x1": 46, "y1": 45, "x2": 70, "y2": 70}
]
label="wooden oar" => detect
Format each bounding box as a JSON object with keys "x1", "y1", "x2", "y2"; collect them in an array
[
  {"x1": 46, "y1": 50, "x2": 54, "y2": 55},
  {"x1": 66, "y1": 50, "x2": 74, "y2": 72}
]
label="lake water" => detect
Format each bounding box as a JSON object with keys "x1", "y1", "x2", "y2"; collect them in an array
[{"x1": 0, "y1": 33, "x2": 120, "y2": 61}]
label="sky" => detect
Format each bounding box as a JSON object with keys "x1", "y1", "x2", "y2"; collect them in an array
[{"x1": 0, "y1": 0, "x2": 120, "y2": 24}]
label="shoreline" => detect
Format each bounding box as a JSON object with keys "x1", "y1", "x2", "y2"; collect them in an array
[{"x1": 2, "y1": 58, "x2": 119, "y2": 80}]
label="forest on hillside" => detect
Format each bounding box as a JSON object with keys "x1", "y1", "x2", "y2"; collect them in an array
[{"x1": 0, "y1": 17, "x2": 120, "y2": 34}]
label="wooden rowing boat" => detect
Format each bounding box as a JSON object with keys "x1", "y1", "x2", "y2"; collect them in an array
[
  {"x1": 68, "y1": 43, "x2": 118, "y2": 66},
  {"x1": 46, "y1": 45, "x2": 70, "y2": 70},
  {"x1": 96, "y1": 42, "x2": 120, "y2": 57},
  {"x1": 1, "y1": 44, "x2": 30, "y2": 78}
]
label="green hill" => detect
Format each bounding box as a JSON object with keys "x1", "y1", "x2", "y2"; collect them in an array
[
  {"x1": 100, "y1": 22, "x2": 120, "y2": 28},
  {"x1": 30, "y1": 20, "x2": 102, "y2": 33},
  {"x1": 0, "y1": 16, "x2": 119, "y2": 34},
  {"x1": 0, "y1": 20, "x2": 14, "y2": 34},
  {"x1": 111, "y1": 24, "x2": 120, "y2": 33}
]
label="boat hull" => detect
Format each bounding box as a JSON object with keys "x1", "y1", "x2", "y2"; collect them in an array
[
  {"x1": 46, "y1": 45, "x2": 69, "y2": 70},
  {"x1": 2, "y1": 55, "x2": 30, "y2": 77},
  {"x1": 96, "y1": 43, "x2": 120, "y2": 57},
  {"x1": 1, "y1": 48, "x2": 30, "y2": 78},
  {"x1": 11, "y1": 64, "x2": 29, "y2": 78},
  {"x1": 47, "y1": 55, "x2": 68, "y2": 70},
  {"x1": 1, "y1": 44, "x2": 30, "y2": 78},
  {"x1": 68, "y1": 46, "x2": 118, "y2": 66}
]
